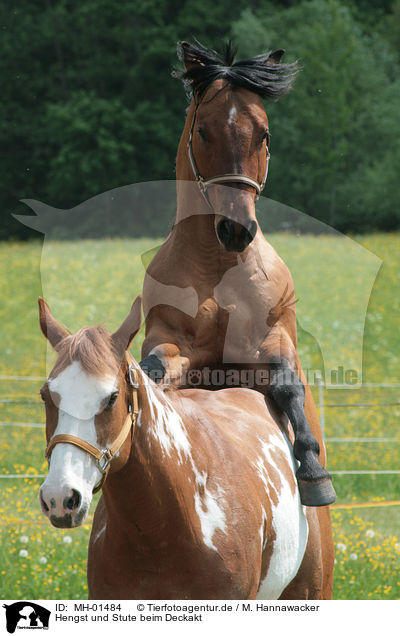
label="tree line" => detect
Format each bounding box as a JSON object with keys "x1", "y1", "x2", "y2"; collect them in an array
[{"x1": 2, "y1": 0, "x2": 400, "y2": 240}]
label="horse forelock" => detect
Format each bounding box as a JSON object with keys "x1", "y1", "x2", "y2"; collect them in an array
[
  {"x1": 174, "y1": 40, "x2": 299, "y2": 101},
  {"x1": 50, "y1": 326, "x2": 121, "y2": 380}
]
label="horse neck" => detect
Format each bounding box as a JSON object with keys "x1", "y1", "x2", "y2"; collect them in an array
[{"x1": 102, "y1": 364, "x2": 194, "y2": 543}]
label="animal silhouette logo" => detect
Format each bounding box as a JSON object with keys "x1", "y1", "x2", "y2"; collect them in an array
[{"x1": 2, "y1": 602, "x2": 50, "y2": 633}]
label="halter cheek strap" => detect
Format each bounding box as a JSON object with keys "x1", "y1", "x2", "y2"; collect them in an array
[
  {"x1": 45, "y1": 366, "x2": 139, "y2": 494},
  {"x1": 187, "y1": 101, "x2": 270, "y2": 207}
]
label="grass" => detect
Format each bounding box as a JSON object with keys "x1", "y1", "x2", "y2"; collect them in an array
[
  {"x1": 331, "y1": 509, "x2": 400, "y2": 599},
  {"x1": 1, "y1": 233, "x2": 400, "y2": 599}
]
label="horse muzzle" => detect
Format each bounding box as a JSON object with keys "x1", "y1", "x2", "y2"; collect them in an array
[
  {"x1": 39, "y1": 482, "x2": 90, "y2": 528},
  {"x1": 216, "y1": 217, "x2": 258, "y2": 252}
]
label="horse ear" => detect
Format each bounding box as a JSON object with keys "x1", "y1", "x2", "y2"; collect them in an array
[
  {"x1": 38, "y1": 298, "x2": 68, "y2": 348},
  {"x1": 111, "y1": 295, "x2": 142, "y2": 354},
  {"x1": 266, "y1": 49, "x2": 285, "y2": 65},
  {"x1": 180, "y1": 41, "x2": 204, "y2": 72}
]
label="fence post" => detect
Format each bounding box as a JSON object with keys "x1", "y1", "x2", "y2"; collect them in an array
[{"x1": 316, "y1": 374, "x2": 325, "y2": 439}]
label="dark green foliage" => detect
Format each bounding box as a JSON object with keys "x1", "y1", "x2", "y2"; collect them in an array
[
  {"x1": 232, "y1": 0, "x2": 400, "y2": 232},
  {"x1": 1, "y1": 0, "x2": 399, "y2": 239}
]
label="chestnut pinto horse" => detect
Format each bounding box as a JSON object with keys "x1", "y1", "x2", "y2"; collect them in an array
[
  {"x1": 140, "y1": 42, "x2": 335, "y2": 595},
  {"x1": 37, "y1": 297, "x2": 328, "y2": 599}
]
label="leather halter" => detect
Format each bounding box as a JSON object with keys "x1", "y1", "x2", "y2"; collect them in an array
[
  {"x1": 45, "y1": 366, "x2": 139, "y2": 494},
  {"x1": 187, "y1": 100, "x2": 270, "y2": 208}
]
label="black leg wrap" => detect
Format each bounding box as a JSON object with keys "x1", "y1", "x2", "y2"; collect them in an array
[
  {"x1": 268, "y1": 360, "x2": 336, "y2": 507},
  {"x1": 139, "y1": 354, "x2": 166, "y2": 384}
]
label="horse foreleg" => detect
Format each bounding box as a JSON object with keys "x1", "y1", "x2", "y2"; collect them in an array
[
  {"x1": 140, "y1": 342, "x2": 190, "y2": 385},
  {"x1": 259, "y1": 329, "x2": 336, "y2": 507}
]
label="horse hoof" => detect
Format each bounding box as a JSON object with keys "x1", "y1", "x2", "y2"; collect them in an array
[{"x1": 297, "y1": 476, "x2": 337, "y2": 507}]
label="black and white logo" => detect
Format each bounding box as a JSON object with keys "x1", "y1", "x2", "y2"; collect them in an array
[{"x1": 2, "y1": 602, "x2": 50, "y2": 634}]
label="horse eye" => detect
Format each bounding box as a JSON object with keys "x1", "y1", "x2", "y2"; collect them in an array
[
  {"x1": 197, "y1": 127, "x2": 207, "y2": 141},
  {"x1": 262, "y1": 130, "x2": 270, "y2": 147},
  {"x1": 106, "y1": 392, "x2": 119, "y2": 409},
  {"x1": 39, "y1": 390, "x2": 46, "y2": 402}
]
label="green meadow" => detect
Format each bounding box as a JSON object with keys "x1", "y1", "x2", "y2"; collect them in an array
[{"x1": 1, "y1": 233, "x2": 400, "y2": 600}]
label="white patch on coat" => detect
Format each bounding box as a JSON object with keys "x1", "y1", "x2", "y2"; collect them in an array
[
  {"x1": 41, "y1": 361, "x2": 116, "y2": 517},
  {"x1": 255, "y1": 455, "x2": 279, "y2": 502},
  {"x1": 146, "y1": 383, "x2": 191, "y2": 460},
  {"x1": 144, "y1": 382, "x2": 227, "y2": 550},
  {"x1": 190, "y1": 458, "x2": 227, "y2": 551},
  {"x1": 190, "y1": 460, "x2": 207, "y2": 488},
  {"x1": 256, "y1": 433, "x2": 308, "y2": 600},
  {"x1": 259, "y1": 507, "x2": 267, "y2": 550},
  {"x1": 194, "y1": 484, "x2": 227, "y2": 551}
]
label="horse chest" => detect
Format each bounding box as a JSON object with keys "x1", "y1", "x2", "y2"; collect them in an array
[
  {"x1": 191, "y1": 277, "x2": 276, "y2": 364},
  {"x1": 193, "y1": 296, "x2": 226, "y2": 343}
]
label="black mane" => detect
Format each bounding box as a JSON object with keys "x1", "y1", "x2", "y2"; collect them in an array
[{"x1": 174, "y1": 40, "x2": 299, "y2": 101}]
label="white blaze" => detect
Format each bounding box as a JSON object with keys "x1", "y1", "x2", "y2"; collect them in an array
[
  {"x1": 228, "y1": 105, "x2": 237, "y2": 126},
  {"x1": 42, "y1": 361, "x2": 117, "y2": 515}
]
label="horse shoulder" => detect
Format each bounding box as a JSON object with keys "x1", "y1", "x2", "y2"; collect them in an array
[{"x1": 88, "y1": 497, "x2": 108, "y2": 595}]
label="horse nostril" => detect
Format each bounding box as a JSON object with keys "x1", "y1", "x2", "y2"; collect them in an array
[
  {"x1": 39, "y1": 490, "x2": 49, "y2": 513},
  {"x1": 217, "y1": 218, "x2": 257, "y2": 251},
  {"x1": 238, "y1": 220, "x2": 257, "y2": 249},
  {"x1": 64, "y1": 489, "x2": 81, "y2": 511},
  {"x1": 216, "y1": 219, "x2": 234, "y2": 246},
  {"x1": 246, "y1": 220, "x2": 258, "y2": 240}
]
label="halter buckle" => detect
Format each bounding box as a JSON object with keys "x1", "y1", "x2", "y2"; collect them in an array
[
  {"x1": 197, "y1": 177, "x2": 207, "y2": 193},
  {"x1": 128, "y1": 365, "x2": 139, "y2": 389},
  {"x1": 98, "y1": 449, "x2": 114, "y2": 473}
]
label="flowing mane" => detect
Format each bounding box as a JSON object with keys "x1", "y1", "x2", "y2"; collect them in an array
[{"x1": 174, "y1": 40, "x2": 299, "y2": 100}]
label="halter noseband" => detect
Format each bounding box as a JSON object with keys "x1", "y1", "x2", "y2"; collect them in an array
[
  {"x1": 187, "y1": 100, "x2": 270, "y2": 207},
  {"x1": 45, "y1": 366, "x2": 139, "y2": 494}
]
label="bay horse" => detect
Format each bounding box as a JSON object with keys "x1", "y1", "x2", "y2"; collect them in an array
[
  {"x1": 141, "y1": 41, "x2": 336, "y2": 506},
  {"x1": 38, "y1": 296, "x2": 330, "y2": 599},
  {"x1": 140, "y1": 41, "x2": 335, "y2": 594}
]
